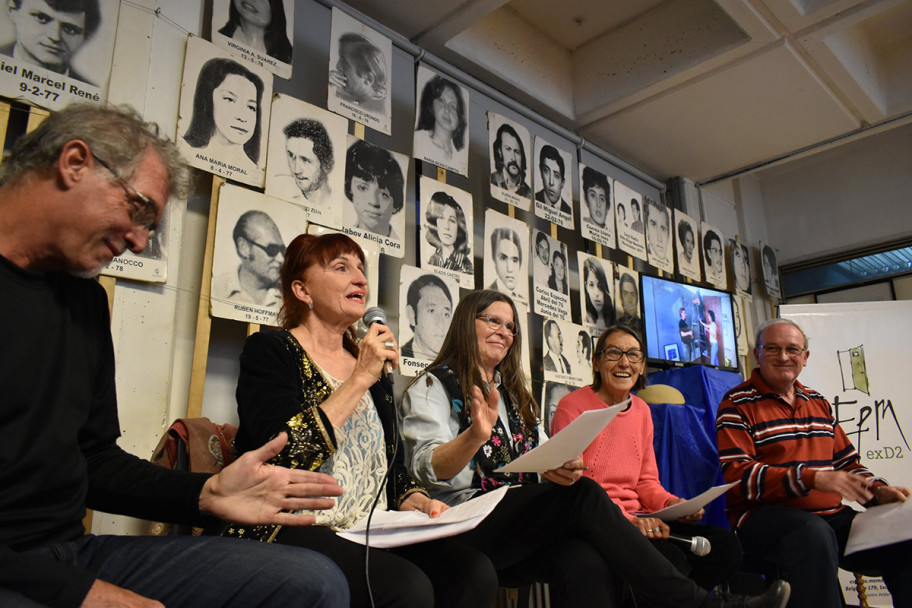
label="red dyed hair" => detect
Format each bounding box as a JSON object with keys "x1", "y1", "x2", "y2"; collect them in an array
[{"x1": 280, "y1": 233, "x2": 366, "y2": 334}]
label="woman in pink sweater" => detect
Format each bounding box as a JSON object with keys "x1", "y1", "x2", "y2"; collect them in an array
[{"x1": 552, "y1": 324, "x2": 741, "y2": 595}]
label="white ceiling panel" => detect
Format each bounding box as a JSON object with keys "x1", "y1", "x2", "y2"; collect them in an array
[{"x1": 578, "y1": 43, "x2": 862, "y2": 180}]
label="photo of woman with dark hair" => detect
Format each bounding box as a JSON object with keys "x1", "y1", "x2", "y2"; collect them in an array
[
  {"x1": 344, "y1": 138, "x2": 406, "y2": 249},
  {"x1": 177, "y1": 38, "x2": 273, "y2": 186},
  {"x1": 217, "y1": 0, "x2": 293, "y2": 64},
  {"x1": 414, "y1": 67, "x2": 468, "y2": 176},
  {"x1": 547, "y1": 248, "x2": 568, "y2": 295},
  {"x1": 425, "y1": 190, "x2": 473, "y2": 274},
  {"x1": 183, "y1": 57, "x2": 264, "y2": 170},
  {"x1": 674, "y1": 210, "x2": 701, "y2": 281},
  {"x1": 582, "y1": 256, "x2": 615, "y2": 336}
]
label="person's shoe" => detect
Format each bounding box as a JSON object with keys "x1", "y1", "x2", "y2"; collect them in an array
[{"x1": 717, "y1": 580, "x2": 790, "y2": 608}]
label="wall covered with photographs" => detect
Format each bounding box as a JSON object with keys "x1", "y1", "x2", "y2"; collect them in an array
[
  {"x1": 0, "y1": 0, "x2": 780, "y2": 522},
  {"x1": 109, "y1": 0, "x2": 773, "y2": 420}
]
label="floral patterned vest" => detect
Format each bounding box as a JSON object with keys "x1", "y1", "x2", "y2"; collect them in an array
[{"x1": 429, "y1": 366, "x2": 539, "y2": 494}]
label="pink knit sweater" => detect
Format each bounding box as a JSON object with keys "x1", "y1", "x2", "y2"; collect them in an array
[{"x1": 552, "y1": 386, "x2": 675, "y2": 519}]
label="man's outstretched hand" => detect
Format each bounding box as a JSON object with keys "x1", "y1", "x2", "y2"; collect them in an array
[{"x1": 199, "y1": 433, "x2": 343, "y2": 526}]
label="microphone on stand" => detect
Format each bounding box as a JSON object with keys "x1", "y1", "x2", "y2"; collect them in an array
[
  {"x1": 362, "y1": 307, "x2": 395, "y2": 382},
  {"x1": 666, "y1": 534, "x2": 711, "y2": 557}
]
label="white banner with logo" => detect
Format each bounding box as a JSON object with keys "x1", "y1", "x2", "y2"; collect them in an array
[{"x1": 782, "y1": 301, "x2": 912, "y2": 607}]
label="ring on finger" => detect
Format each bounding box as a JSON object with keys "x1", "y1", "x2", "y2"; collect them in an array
[{"x1": 384, "y1": 340, "x2": 394, "y2": 349}]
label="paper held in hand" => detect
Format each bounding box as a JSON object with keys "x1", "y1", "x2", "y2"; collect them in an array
[
  {"x1": 637, "y1": 482, "x2": 737, "y2": 522},
  {"x1": 495, "y1": 399, "x2": 629, "y2": 474},
  {"x1": 845, "y1": 498, "x2": 912, "y2": 555},
  {"x1": 337, "y1": 485, "x2": 510, "y2": 548}
]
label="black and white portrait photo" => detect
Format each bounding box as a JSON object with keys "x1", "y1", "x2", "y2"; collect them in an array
[
  {"x1": 580, "y1": 164, "x2": 615, "y2": 249},
  {"x1": 488, "y1": 111, "x2": 532, "y2": 211},
  {"x1": 531, "y1": 230, "x2": 570, "y2": 322},
  {"x1": 542, "y1": 317, "x2": 588, "y2": 387},
  {"x1": 541, "y1": 381, "x2": 574, "y2": 436},
  {"x1": 484, "y1": 208, "x2": 529, "y2": 307},
  {"x1": 615, "y1": 267, "x2": 643, "y2": 339},
  {"x1": 760, "y1": 241, "x2": 781, "y2": 299},
  {"x1": 533, "y1": 137, "x2": 574, "y2": 230},
  {"x1": 413, "y1": 65, "x2": 468, "y2": 177},
  {"x1": 265, "y1": 94, "x2": 347, "y2": 229},
  {"x1": 578, "y1": 251, "x2": 616, "y2": 339},
  {"x1": 211, "y1": 0, "x2": 293, "y2": 79},
  {"x1": 730, "y1": 239, "x2": 752, "y2": 299},
  {"x1": 176, "y1": 36, "x2": 272, "y2": 187},
  {"x1": 674, "y1": 209, "x2": 701, "y2": 282},
  {"x1": 645, "y1": 197, "x2": 673, "y2": 273},
  {"x1": 327, "y1": 7, "x2": 391, "y2": 135},
  {"x1": 614, "y1": 179, "x2": 647, "y2": 261},
  {"x1": 210, "y1": 183, "x2": 308, "y2": 325},
  {"x1": 397, "y1": 265, "x2": 459, "y2": 376},
  {"x1": 701, "y1": 222, "x2": 726, "y2": 289},
  {"x1": 0, "y1": 0, "x2": 117, "y2": 110},
  {"x1": 341, "y1": 136, "x2": 408, "y2": 257},
  {"x1": 418, "y1": 175, "x2": 474, "y2": 288}
]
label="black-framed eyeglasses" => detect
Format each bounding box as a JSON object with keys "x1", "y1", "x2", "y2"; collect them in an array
[
  {"x1": 91, "y1": 152, "x2": 158, "y2": 233},
  {"x1": 597, "y1": 346, "x2": 644, "y2": 363},
  {"x1": 476, "y1": 314, "x2": 517, "y2": 336},
  {"x1": 758, "y1": 344, "x2": 805, "y2": 357},
  {"x1": 246, "y1": 239, "x2": 285, "y2": 258}
]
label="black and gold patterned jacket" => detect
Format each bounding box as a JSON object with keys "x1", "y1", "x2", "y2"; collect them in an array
[{"x1": 220, "y1": 329, "x2": 425, "y2": 541}]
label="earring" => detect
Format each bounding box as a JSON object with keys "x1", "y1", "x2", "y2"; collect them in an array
[{"x1": 307, "y1": 301, "x2": 314, "y2": 310}]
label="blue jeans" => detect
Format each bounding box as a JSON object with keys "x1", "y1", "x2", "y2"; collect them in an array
[
  {"x1": 17, "y1": 534, "x2": 348, "y2": 608},
  {"x1": 737, "y1": 505, "x2": 912, "y2": 608}
]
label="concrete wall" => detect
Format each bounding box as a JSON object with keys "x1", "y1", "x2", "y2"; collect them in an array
[{"x1": 756, "y1": 122, "x2": 912, "y2": 266}]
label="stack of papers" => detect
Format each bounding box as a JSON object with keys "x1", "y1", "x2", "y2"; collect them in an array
[{"x1": 338, "y1": 485, "x2": 509, "y2": 548}]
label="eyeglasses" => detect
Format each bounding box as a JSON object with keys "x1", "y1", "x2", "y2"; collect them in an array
[
  {"x1": 476, "y1": 314, "x2": 517, "y2": 336},
  {"x1": 91, "y1": 152, "x2": 157, "y2": 233},
  {"x1": 758, "y1": 344, "x2": 805, "y2": 357},
  {"x1": 246, "y1": 239, "x2": 285, "y2": 258},
  {"x1": 597, "y1": 347, "x2": 644, "y2": 363}
]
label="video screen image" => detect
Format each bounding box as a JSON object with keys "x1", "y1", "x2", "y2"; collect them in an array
[{"x1": 641, "y1": 274, "x2": 738, "y2": 371}]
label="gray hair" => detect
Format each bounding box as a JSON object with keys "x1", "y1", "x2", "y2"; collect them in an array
[
  {"x1": 754, "y1": 318, "x2": 808, "y2": 350},
  {"x1": 0, "y1": 103, "x2": 188, "y2": 199}
]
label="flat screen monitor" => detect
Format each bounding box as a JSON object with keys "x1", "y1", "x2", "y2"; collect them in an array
[{"x1": 640, "y1": 274, "x2": 739, "y2": 371}]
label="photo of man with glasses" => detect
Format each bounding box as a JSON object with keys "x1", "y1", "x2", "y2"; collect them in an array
[{"x1": 213, "y1": 209, "x2": 285, "y2": 309}]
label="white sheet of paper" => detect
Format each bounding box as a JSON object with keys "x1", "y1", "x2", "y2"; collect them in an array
[
  {"x1": 641, "y1": 482, "x2": 737, "y2": 522},
  {"x1": 336, "y1": 485, "x2": 510, "y2": 548},
  {"x1": 844, "y1": 499, "x2": 912, "y2": 555},
  {"x1": 495, "y1": 400, "x2": 627, "y2": 473}
]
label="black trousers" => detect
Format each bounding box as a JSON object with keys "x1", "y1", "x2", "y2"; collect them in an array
[
  {"x1": 277, "y1": 525, "x2": 498, "y2": 608},
  {"x1": 458, "y1": 479, "x2": 718, "y2": 608},
  {"x1": 652, "y1": 521, "x2": 743, "y2": 591},
  {"x1": 738, "y1": 505, "x2": 912, "y2": 608}
]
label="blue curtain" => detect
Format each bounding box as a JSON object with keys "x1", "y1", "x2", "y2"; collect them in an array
[{"x1": 645, "y1": 366, "x2": 743, "y2": 528}]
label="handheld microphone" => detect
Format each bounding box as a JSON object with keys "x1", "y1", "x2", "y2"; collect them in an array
[
  {"x1": 667, "y1": 534, "x2": 711, "y2": 557},
  {"x1": 362, "y1": 307, "x2": 395, "y2": 382}
]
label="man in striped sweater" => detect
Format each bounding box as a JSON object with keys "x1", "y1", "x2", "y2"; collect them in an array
[{"x1": 716, "y1": 318, "x2": 911, "y2": 608}]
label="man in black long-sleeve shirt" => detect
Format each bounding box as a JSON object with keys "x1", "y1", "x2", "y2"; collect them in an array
[{"x1": 0, "y1": 104, "x2": 348, "y2": 608}]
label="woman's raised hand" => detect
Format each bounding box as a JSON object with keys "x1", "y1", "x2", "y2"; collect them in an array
[{"x1": 468, "y1": 383, "x2": 499, "y2": 443}]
